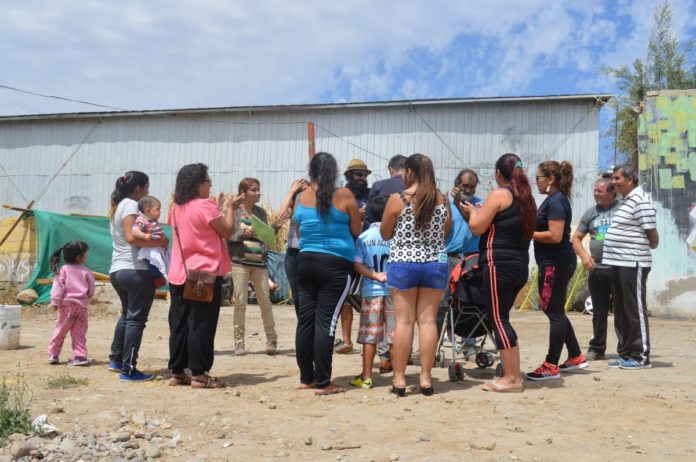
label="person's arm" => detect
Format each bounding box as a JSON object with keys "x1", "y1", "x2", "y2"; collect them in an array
[
  {"x1": 464, "y1": 188, "x2": 510, "y2": 236},
  {"x1": 86, "y1": 271, "x2": 96, "y2": 300},
  {"x1": 278, "y1": 179, "x2": 308, "y2": 216},
  {"x1": 50, "y1": 268, "x2": 65, "y2": 309},
  {"x1": 646, "y1": 228, "x2": 659, "y2": 249},
  {"x1": 533, "y1": 219, "x2": 565, "y2": 244},
  {"x1": 571, "y1": 231, "x2": 594, "y2": 271},
  {"x1": 122, "y1": 214, "x2": 168, "y2": 248},
  {"x1": 380, "y1": 193, "x2": 403, "y2": 240},
  {"x1": 210, "y1": 196, "x2": 243, "y2": 239},
  {"x1": 354, "y1": 262, "x2": 387, "y2": 283},
  {"x1": 442, "y1": 192, "x2": 452, "y2": 240},
  {"x1": 338, "y1": 187, "x2": 362, "y2": 237}
]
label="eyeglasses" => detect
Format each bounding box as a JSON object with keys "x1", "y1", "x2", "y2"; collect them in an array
[
  {"x1": 352, "y1": 172, "x2": 368, "y2": 178},
  {"x1": 535, "y1": 176, "x2": 547, "y2": 182}
]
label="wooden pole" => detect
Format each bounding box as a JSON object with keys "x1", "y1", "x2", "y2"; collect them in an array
[
  {"x1": 307, "y1": 122, "x2": 315, "y2": 159},
  {"x1": 0, "y1": 200, "x2": 34, "y2": 249}
]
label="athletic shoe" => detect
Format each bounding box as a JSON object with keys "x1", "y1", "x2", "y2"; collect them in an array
[
  {"x1": 119, "y1": 370, "x2": 154, "y2": 382},
  {"x1": 618, "y1": 358, "x2": 652, "y2": 370},
  {"x1": 585, "y1": 351, "x2": 605, "y2": 361},
  {"x1": 349, "y1": 375, "x2": 373, "y2": 389},
  {"x1": 48, "y1": 355, "x2": 59, "y2": 365},
  {"x1": 607, "y1": 358, "x2": 624, "y2": 368},
  {"x1": 67, "y1": 357, "x2": 89, "y2": 367},
  {"x1": 108, "y1": 359, "x2": 122, "y2": 372},
  {"x1": 526, "y1": 361, "x2": 561, "y2": 381},
  {"x1": 559, "y1": 354, "x2": 589, "y2": 372}
]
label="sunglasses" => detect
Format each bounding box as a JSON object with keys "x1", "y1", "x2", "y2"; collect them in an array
[{"x1": 352, "y1": 172, "x2": 369, "y2": 178}]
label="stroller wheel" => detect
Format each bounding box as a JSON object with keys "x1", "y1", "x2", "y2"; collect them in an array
[
  {"x1": 447, "y1": 363, "x2": 457, "y2": 382},
  {"x1": 455, "y1": 363, "x2": 465, "y2": 381},
  {"x1": 495, "y1": 362, "x2": 505, "y2": 379},
  {"x1": 475, "y1": 351, "x2": 493, "y2": 369},
  {"x1": 448, "y1": 363, "x2": 464, "y2": 382}
]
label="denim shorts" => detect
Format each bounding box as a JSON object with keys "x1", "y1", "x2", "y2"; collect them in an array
[{"x1": 387, "y1": 261, "x2": 448, "y2": 291}]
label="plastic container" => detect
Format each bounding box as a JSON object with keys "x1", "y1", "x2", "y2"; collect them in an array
[{"x1": 0, "y1": 304, "x2": 21, "y2": 350}]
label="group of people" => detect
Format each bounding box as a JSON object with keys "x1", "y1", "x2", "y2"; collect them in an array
[{"x1": 45, "y1": 151, "x2": 659, "y2": 395}]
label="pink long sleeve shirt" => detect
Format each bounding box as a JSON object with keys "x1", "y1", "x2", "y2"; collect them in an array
[{"x1": 50, "y1": 264, "x2": 96, "y2": 309}]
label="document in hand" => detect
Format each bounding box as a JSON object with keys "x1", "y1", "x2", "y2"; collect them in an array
[{"x1": 251, "y1": 215, "x2": 276, "y2": 246}]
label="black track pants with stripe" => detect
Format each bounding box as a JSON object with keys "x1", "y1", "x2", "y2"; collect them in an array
[
  {"x1": 481, "y1": 262, "x2": 528, "y2": 350},
  {"x1": 295, "y1": 251, "x2": 353, "y2": 388},
  {"x1": 611, "y1": 265, "x2": 651, "y2": 364}
]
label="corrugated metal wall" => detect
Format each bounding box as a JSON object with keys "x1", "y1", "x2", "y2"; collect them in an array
[{"x1": 0, "y1": 99, "x2": 600, "y2": 221}]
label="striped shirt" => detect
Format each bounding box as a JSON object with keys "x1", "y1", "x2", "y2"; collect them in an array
[{"x1": 602, "y1": 186, "x2": 656, "y2": 268}]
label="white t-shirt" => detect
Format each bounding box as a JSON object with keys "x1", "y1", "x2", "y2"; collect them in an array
[{"x1": 109, "y1": 198, "x2": 148, "y2": 273}]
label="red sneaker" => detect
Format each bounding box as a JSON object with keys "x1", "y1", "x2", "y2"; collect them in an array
[
  {"x1": 526, "y1": 361, "x2": 561, "y2": 381},
  {"x1": 559, "y1": 354, "x2": 589, "y2": 372}
]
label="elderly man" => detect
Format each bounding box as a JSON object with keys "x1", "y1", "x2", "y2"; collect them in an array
[
  {"x1": 602, "y1": 165, "x2": 659, "y2": 370},
  {"x1": 571, "y1": 178, "x2": 621, "y2": 361},
  {"x1": 437, "y1": 169, "x2": 482, "y2": 336}
]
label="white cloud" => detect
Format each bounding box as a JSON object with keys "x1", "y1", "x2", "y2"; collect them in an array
[{"x1": 0, "y1": 0, "x2": 693, "y2": 115}]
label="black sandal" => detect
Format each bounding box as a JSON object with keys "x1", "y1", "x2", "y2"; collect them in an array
[{"x1": 390, "y1": 385, "x2": 406, "y2": 397}]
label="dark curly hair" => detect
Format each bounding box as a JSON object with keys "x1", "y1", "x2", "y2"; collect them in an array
[
  {"x1": 174, "y1": 163, "x2": 208, "y2": 205},
  {"x1": 309, "y1": 152, "x2": 338, "y2": 218}
]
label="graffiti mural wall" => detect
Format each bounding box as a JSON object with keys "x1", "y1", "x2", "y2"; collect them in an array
[{"x1": 637, "y1": 90, "x2": 696, "y2": 317}]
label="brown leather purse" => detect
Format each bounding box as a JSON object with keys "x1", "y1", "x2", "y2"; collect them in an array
[{"x1": 173, "y1": 209, "x2": 217, "y2": 303}]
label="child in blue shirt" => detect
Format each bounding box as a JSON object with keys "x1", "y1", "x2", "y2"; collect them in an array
[{"x1": 350, "y1": 195, "x2": 394, "y2": 389}]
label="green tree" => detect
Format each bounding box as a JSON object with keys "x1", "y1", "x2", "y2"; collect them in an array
[{"x1": 605, "y1": 0, "x2": 696, "y2": 165}]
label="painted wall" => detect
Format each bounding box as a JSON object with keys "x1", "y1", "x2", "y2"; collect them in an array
[{"x1": 637, "y1": 90, "x2": 696, "y2": 317}]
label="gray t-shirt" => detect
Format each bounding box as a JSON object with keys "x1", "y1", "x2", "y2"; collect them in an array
[
  {"x1": 576, "y1": 200, "x2": 621, "y2": 267},
  {"x1": 109, "y1": 198, "x2": 148, "y2": 273}
]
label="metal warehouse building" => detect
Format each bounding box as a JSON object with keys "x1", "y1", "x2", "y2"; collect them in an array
[{"x1": 0, "y1": 94, "x2": 611, "y2": 220}]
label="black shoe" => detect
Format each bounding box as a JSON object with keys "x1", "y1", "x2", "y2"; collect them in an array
[
  {"x1": 390, "y1": 385, "x2": 406, "y2": 397},
  {"x1": 420, "y1": 386, "x2": 434, "y2": 396}
]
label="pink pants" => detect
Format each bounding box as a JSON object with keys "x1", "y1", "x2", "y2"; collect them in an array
[{"x1": 47, "y1": 302, "x2": 88, "y2": 359}]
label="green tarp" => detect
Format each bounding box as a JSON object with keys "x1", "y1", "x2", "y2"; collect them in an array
[
  {"x1": 23, "y1": 210, "x2": 292, "y2": 305},
  {"x1": 24, "y1": 210, "x2": 172, "y2": 303}
]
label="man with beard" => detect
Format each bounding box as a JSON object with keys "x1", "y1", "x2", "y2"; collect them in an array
[{"x1": 334, "y1": 159, "x2": 372, "y2": 354}]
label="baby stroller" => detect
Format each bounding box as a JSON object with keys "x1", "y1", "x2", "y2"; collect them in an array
[{"x1": 436, "y1": 253, "x2": 500, "y2": 382}]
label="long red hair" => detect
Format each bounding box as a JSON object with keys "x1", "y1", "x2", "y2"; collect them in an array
[{"x1": 495, "y1": 153, "x2": 536, "y2": 241}]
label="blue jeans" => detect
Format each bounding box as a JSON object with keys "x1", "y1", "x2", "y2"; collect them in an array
[{"x1": 109, "y1": 269, "x2": 155, "y2": 373}]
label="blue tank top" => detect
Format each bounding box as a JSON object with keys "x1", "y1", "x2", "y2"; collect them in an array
[{"x1": 294, "y1": 199, "x2": 354, "y2": 262}]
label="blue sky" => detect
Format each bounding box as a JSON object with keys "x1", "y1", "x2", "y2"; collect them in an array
[{"x1": 1, "y1": 0, "x2": 695, "y2": 168}]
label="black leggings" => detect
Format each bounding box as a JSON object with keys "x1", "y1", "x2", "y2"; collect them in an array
[
  {"x1": 537, "y1": 262, "x2": 581, "y2": 365},
  {"x1": 168, "y1": 278, "x2": 223, "y2": 376},
  {"x1": 482, "y1": 262, "x2": 528, "y2": 350},
  {"x1": 295, "y1": 251, "x2": 353, "y2": 389}
]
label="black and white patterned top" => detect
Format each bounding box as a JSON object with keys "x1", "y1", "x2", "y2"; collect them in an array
[{"x1": 389, "y1": 192, "x2": 449, "y2": 263}]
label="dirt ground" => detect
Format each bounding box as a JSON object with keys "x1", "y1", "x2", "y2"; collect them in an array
[{"x1": 2, "y1": 295, "x2": 696, "y2": 462}]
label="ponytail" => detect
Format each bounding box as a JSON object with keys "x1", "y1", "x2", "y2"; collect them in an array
[
  {"x1": 49, "y1": 241, "x2": 89, "y2": 274},
  {"x1": 309, "y1": 152, "x2": 338, "y2": 218},
  {"x1": 538, "y1": 160, "x2": 573, "y2": 198},
  {"x1": 405, "y1": 154, "x2": 438, "y2": 229},
  {"x1": 109, "y1": 171, "x2": 149, "y2": 219},
  {"x1": 558, "y1": 160, "x2": 574, "y2": 197}
]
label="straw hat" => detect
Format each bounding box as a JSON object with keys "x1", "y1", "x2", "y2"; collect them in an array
[{"x1": 344, "y1": 159, "x2": 372, "y2": 175}]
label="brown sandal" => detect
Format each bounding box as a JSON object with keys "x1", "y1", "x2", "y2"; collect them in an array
[
  {"x1": 191, "y1": 375, "x2": 225, "y2": 389},
  {"x1": 169, "y1": 373, "x2": 191, "y2": 386}
]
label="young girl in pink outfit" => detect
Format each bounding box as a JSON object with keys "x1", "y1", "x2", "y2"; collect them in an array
[{"x1": 47, "y1": 241, "x2": 95, "y2": 366}]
